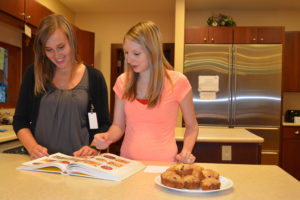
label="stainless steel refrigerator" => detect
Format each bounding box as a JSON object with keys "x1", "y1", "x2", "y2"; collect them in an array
[{"x1": 183, "y1": 44, "x2": 282, "y2": 164}]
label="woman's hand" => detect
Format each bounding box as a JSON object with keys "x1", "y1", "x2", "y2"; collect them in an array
[
  {"x1": 28, "y1": 144, "x2": 49, "y2": 160},
  {"x1": 176, "y1": 150, "x2": 196, "y2": 164},
  {"x1": 73, "y1": 146, "x2": 98, "y2": 157},
  {"x1": 93, "y1": 132, "x2": 112, "y2": 150}
]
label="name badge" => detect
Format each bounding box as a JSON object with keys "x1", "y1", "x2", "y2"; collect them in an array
[{"x1": 88, "y1": 112, "x2": 98, "y2": 129}]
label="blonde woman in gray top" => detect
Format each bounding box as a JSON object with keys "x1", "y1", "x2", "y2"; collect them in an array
[{"x1": 13, "y1": 14, "x2": 111, "y2": 159}]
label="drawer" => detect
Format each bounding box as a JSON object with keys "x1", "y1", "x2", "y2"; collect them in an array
[{"x1": 282, "y1": 127, "x2": 300, "y2": 139}]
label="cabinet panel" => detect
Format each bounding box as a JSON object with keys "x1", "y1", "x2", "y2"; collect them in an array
[
  {"x1": 22, "y1": 34, "x2": 35, "y2": 78},
  {"x1": 209, "y1": 27, "x2": 233, "y2": 43},
  {"x1": 282, "y1": 127, "x2": 300, "y2": 139},
  {"x1": 281, "y1": 139, "x2": 300, "y2": 180},
  {"x1": 75, "y1": 28, "x2": 95, "y2": 67},
  {"x1": 25, "y1": 0, "x2": 53, "y2": 27},
  {"x1": 283, "y1": 32, "x2": 300, "y2": 92},
  {"x1": 0, "y1": 0, "x2": 52, "y2": 28},
  {"x1": 234, "y1": 27, "x2": 284, "y2": 44},
  {"x1": 0, "y1": 0, "x2": 25, "y2": 21},
  {"x1": 257, "y1": 27, "x2": 284, "y2": 44},
  {"x1": 234, "y1": 27, "x2": 257, "y2": 43},
  {"x1": 177, "y1": 142, "x2": 261, "y2": 164},
  {"x1": 185, "y1": 27, "x2": 233, "y2": 44},
  {"x1": 185, "y1": 27, "x2": 209, "y2": 44}
]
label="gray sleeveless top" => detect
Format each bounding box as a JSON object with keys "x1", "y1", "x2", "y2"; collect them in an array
[{"x1": 35, "y1": 70, "x2": 89, "y2": 155}]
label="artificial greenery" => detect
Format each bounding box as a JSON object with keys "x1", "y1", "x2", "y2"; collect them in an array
[{"x1": 207, "y1": 14, "x2": 236, "y2": 27}]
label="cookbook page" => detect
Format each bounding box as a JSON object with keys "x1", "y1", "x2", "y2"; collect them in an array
[
  {"x1": 67, "y1": 153, "x2": 145, "y2": 181},
  {"x1": 17, "y1": 153, "x2": 78, "y2": 174}
]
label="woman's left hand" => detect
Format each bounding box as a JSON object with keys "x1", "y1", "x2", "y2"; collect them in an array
[
  {"x1": 176, "y1": 150, "x2": 196, "y2": 164},
  {"x1": 73, "y1": 146, "x2": 99, "y2": 157}
]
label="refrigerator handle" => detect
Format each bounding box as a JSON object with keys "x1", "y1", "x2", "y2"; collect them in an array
[
  {"x1": 233, "y1": 46, "x2": 237, "y2": 122},
  {"x1": 228, "y1": 47, "x2": 231, "y2": 122}
]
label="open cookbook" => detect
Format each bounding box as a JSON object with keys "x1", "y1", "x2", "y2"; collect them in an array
[{"x1": 17, "y1": 152, "x2": 145, "y2": 181}]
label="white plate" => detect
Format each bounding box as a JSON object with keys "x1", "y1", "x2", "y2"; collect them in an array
[{"x1": 155, "y1": 176, "x2": 233, "y2": 193}]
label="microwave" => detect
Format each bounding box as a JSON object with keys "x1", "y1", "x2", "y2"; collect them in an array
[{"x1": 285, "y1": 110, "x2": 300, "y2": 122}]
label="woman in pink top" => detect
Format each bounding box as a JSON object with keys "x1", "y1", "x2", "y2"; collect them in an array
[{"x1": 93, "y1": 21, "x2": 198, "y2": 163}]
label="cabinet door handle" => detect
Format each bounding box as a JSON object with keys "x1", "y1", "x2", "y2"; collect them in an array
[
  {"x1": 204, "y1": 37, "x2": 207, "y2": 41},
  {"x1": 211, "y1": 37, "x2": 214, "y2": 41},
  {"x1": 20, "y1": 12, "x2": 25, "y2": 16},
  {"x1": 252, "y1": 37, "x2": 256, "y2": 41},
  {"x1": 26, "y1": 15, "x2": 31, "y2": 19},
  {"x1": 260, "y1": 37, "x2": 264, "y2": 41},
  {"x1": 295, "y1": 130, "x2": 300, "y2": 135}
]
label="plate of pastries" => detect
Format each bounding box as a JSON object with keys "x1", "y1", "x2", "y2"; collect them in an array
[{"x1": 155, "y1": 163, "x2": 233, "y2": 193}]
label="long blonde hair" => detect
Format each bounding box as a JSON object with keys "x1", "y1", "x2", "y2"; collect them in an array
[
  {"x1": 122, "y1": 21, "x2": 173, "y2": 108},
  {"x1": 33, "y1": 14, "x2": 81, "y2": 94}
]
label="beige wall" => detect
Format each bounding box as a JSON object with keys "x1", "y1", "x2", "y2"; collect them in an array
[
  {"x1": 186, "y1": 10, "x2": 300, "y2": 31},
  {"x1": 74, "y1": 12, "x2": 175, "y2": 97}
]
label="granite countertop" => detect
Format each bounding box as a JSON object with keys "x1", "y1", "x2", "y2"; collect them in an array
[
  {"x1": 0, "y1": 125, "x2": 17, "y2": 143},
  {"x1": 0, "y1": 154, "x2": 299, "y2": 200},
  {"x1": 282, "y1": 122, "x2": 300, "y2": 127},
  {"x1": 175, "y1": 127, "x2": 264, "y2": 143}
]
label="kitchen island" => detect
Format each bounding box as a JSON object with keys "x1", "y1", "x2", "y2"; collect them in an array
[
  {"x1": 175, "y1": 127, "x2": 263, "y2": 164},
  {"x1": 0, "y1": 153, "x2": 299, "y2": 200},
  {"x1": 1, "y1": 127, "x2": 264, "y2": 164}
]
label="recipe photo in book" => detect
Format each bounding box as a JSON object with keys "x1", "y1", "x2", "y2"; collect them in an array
[{"x1": 17, "y1": 153, "x2": 145, "y2": 181}]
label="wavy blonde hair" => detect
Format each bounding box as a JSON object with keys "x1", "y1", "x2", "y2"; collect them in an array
[
  {"x1": 122, "y1": 21, "x2": 173, "y2": 108},
  {"x1": 33, "y1": 14, "x2": 81, "y2": 94}
]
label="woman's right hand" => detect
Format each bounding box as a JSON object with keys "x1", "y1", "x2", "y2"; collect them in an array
[
  {"x1": 93, "y1": 132, "x2": 112, "y2": 150},
  {"x1": 28, "y1": 144, "x2": 49, "y2": 160}
]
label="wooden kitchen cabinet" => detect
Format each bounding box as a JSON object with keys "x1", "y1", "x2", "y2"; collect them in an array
[
  {"x1": 234, "y1": 27, "x2": 284, "y2": 44},
  {"x1": 281, "y1": 126, "x2": 300, "y2": 180},
  {"x1": 185, "y1": 27, "x2": 233, "y2": 44},
  {"x1": 0, "y1": 0, "x2": 52, "y2": 28},
  {"x1": 75, "y1": 28, "x2": 95, "y2": 67},
  {"x1": 185, "y1": 26, "x2": 284, "y2": 44},
  {"x1": 25, "y1": 0, "x2": 53, "y2": 27},
  {"x1": 177, "y1": 141, "x2": 261, "y2": 164},
  {"x1": 282, "y1": 31, "x2": 300, "y2": 92},
  {"x1": 0, "y1": 0, "x2": 25, "y2": 21}
]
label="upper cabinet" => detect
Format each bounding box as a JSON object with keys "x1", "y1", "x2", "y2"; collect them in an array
[
  {"x1": 0, "y1": 0, "x2": 95, "y2": 70},
  {"x1": 25, "y1": 0, "x2": 53, "y2": 27},
  {"x1": 0, "y1": 0, "x2": 53, "y2": 28},
  {"x1": 282, "y1": 32, "x2": 300, "y2": 92},
  {"x1": 234, "y1": 27, "x2": 284, "y2": 44},
  {"x1": 185, "y1": 26, "x2": 284, "y2": 44},
  {"x1": 0, "y1": 0, "x2": 25, "y2": 21},
  {"x1": 185, "y1": 27, "x2": 233, "y2": 44}
]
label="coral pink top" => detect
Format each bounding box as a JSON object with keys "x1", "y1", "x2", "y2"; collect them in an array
[{"x1": 113, "y1": 70, "x2": 191, "y2": 162}]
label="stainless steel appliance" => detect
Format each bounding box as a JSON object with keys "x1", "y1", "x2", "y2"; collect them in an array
[{"x1": 184, "y1": 44, "x2": 282, "y2": 164}]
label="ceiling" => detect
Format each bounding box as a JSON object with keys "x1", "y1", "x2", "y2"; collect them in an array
[{"x1": 59, "y1": 0, "x2": 300, "y2": 13}]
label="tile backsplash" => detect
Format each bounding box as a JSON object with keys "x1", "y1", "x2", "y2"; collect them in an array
[{"x1": 283, "y1": 92, "x2": 300, "y2": 113}]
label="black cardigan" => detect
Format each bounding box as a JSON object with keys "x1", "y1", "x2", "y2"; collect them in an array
[{"x1": 13, "y1": 64, "x2": 111, "y2": 143}]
